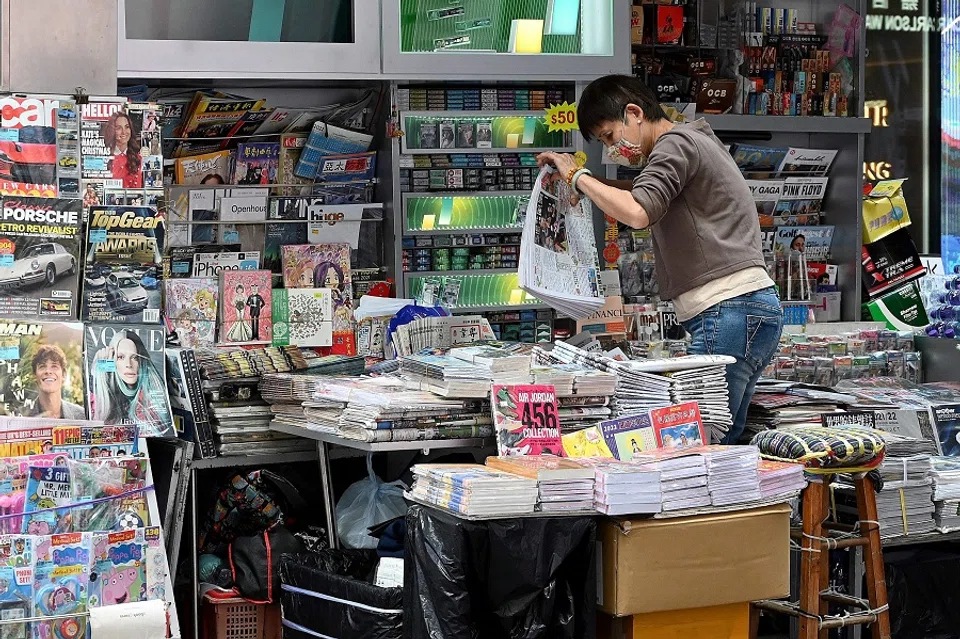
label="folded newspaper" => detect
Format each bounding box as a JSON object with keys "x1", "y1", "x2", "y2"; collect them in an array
[{"x1": 518, "y1": 167, "x2": 605, "y2": 319}]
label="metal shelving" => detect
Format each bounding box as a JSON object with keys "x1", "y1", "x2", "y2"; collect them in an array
[
  {"x1": 404, "y1": 268, "x2": 519, "y2": 280},
  {"x1": 703, "y1": 114, "x2": 873, "y2": 134}
]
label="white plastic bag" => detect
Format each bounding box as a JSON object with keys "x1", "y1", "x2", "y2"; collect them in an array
[{"x1": 335, "y1": 455, "x2": 408, "y2": 549}]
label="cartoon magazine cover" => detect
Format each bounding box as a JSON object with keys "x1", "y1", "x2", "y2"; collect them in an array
[
  {"x1": 0, "y1": 96, "x2": 73, "y2": 199},
  {"x1": 0, "y1": 535, "x2": 33, "y2": 639},
  {"x1": 0, "y1": 197, "x2": 83, "y2": 319},
  {"x1": 491, "y1": 384, "x2": 562, "y2": 456},
  {"x1": 218, "y1": 270, "x2": 272, "y2": 346},
  {"x1": 163, "y1": 278, "x2": 218, "y2": 347},
  {"x1": 22, "y1": 465, "x2": 72, "y2": 535},
  {"x1": 91, "y1": 529, "x2": 145, "y2": 607},
  {"x1": 281, "y1": 244, "x2": 355, "y2": 354},
  {"x1": 0, "y1": 322, "x2": 84, "y2": 419},
  {"x1": 650, "y1": 402, "x2": 706, "y2": 449},
  {"x1": 83, "y1": 205, "x2": 164, "y2": 325},
  {"x1": 599, "y1": 414, "x2": 657, "y2": 460},
  {"x1": 83, "y1": 324, "x2": 173, "y2": 438},
  {"x1": 32, "y1": 532, "x2": 91, "y2": 639},
  {"x1": 50, "y1": 425, "x2": 139, "y2": 460}
]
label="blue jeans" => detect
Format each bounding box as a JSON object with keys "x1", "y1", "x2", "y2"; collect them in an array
[{"x1": 680, "y1": 287, "x2": 784, "y2": 445}]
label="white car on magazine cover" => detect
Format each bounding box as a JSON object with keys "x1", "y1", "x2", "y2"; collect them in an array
[
  {"x1": 104, "y1": 271, "x2": 150, "y2": 313},
  {"x1": 0, "y1": 242, "x2": 76, "y2": 289}
]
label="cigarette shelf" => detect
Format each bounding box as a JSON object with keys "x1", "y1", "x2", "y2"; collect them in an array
[
  {"x1": 447, "y1": 303, "x2": 551, "y2": 313},
  {"x1": 404, "y1": 226, "x2": 523, "y2": 236},
  {"x1": 403, "y1": 268, "x2": 519, "y2": 279},
  {"x1": 703, "y1": 114, "x2": 873, "y2": 134}
]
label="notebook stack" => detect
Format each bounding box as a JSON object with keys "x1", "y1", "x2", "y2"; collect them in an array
[
  {"x1": 630, "y1": 448, "x2": 711, "y2": 512},
  {"x1": 485, "y1": 455, "x2": 595, "y2": 513},
  {"x1": 930, "y1": 457, "x2": 960, "y2": 531},
  {"x1": 698, "y1": 446, "x2": 762, "y2": 506},
  {"x1": 758, "y1": 460, "x2": 807, "y2": 499},
  {"x1": 409, "y1": 464, "x2": 539, "y2": 517},
  {"x1": 571, "y1": 457, "x2": 663, "y2": 515}
]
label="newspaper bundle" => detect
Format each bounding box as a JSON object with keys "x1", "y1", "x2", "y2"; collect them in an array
[{"x1": 518, "y1": 167, "x2": 604, "y2": 319}]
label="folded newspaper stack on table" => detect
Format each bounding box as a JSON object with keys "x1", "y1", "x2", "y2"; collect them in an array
[
  {"x1": 485, "y1": 455, "x2": 595, "y2": 513},
  {"x1": 930, "y1": 457, "x2": 960, "y2": 531},
  {"x1": 697, "y1": 445, "x2": 762, "y2": 506},
  {"x1": 630, "y1": 448, "x2": 711, "y2": 512},
  {"x1": 518, "y1": 167, "x2": 605, "y2": 319},
  {"x1": 758, "y1": 460, "x2": 807, "y2": 500},
  {"x1": 571, "y1": 457, "x2": 663, "y2": 516},
  {"x1": 835, "y1": 476, "x2": 936, "y2": 538},
  {"x1": 409, "y1": 464, "x2": 539, "y2": 518}
]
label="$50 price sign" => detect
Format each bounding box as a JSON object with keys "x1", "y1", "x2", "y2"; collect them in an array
[
  {"x1": 492, "y1": 384, "x2": 563, "y2": 456},
  {"x1": 544, "y1": 102, "x2": 578, "y2": 133}
]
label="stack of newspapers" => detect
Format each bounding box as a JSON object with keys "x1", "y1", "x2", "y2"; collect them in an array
[
  {"x1": 518, "y1": 166, "x2": 605, "y2": 319},
  {"x1": 409, "y1": 464, "x2": 539, "y2": 517},
  {"x1": 572, "y1": 457, "x2": 663, "y2": 515},
  {"x1": 930, "y1": 457, "x2": 960, "y2": 531}
]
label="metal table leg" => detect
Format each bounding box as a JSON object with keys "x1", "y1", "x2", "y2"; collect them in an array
[{"x1": 317, "y1": 440, "x2": 338, "y2": 549}]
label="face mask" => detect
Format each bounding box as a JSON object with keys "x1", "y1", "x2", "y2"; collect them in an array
[{"x1": 605, "y1": 113, "x2": 648, "y2": 168}]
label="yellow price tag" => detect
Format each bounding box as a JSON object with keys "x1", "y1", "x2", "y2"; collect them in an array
[{"x1": 544, "y1": 101, "x2": 578, "y2": 133}]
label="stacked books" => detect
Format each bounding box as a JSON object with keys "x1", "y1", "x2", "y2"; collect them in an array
[
  {"x1": 409, "y1": 464, "x2": 539, "y2": 517},
  {"x1": 486, "y1": 455, "x2": 595, "y2": 513},
  {"x1": 630, "y1": 449, "x2": 711, "y2": 512},
  {"x1": 758, "y1": 460, "x2": 807, "y2": 499},
  {"x1": 571, "y1": 457, "x2": 663, "y2": 515},
  {"x1": 698, "y1": 446, "x2": 762, "y2": 506}
]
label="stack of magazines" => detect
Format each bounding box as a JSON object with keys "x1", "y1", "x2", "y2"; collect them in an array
[
  {"x1": 930, "y1": 457, "x2": 960, "y2": 531},
  {"x1": 758, "y1": 460, "x2": 807, "y2": 499},
  {"x1": 400, "y1": 352, "x2": 531, "y2": 398},
  {"x1": 631, "y1": 449, "x2": 711, "y2": 512},
  {"x1": 485, "y1": 456, "x2": 595, "y2": 513},
  {"x1": 572, "y1": 457, "x2": 663, "y2": 515},
  {"x1": 517, "y1": 167, "x2": 605, "y2": 319},
  {"x1": 700, "y1": 446, "x2": 762, "y2": 506},
  {"x1": 836, "y1": 476, "x2": 936, "y2": 539},
  {"x1": 409, "y1": 464, "x2": 539, "y2": 517}
]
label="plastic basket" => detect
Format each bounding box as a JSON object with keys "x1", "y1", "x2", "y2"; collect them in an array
[{"x1": 202, "y1": 594, "x2": 281, "y2": 639}]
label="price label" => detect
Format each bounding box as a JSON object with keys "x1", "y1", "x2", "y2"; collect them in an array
[{"x1": 544, "y1": 101, "x2": 578, "y2": 133}]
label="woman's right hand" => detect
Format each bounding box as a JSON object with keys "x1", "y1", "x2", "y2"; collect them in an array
[{"x1": 95, "y1": 346, "x2": 114, "y2": 361}]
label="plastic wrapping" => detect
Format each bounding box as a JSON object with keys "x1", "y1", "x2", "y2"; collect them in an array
[
  {"x1": 280, "y1": 550, "x2": 403, "y2": 639},
  {"x1": 335, "y1": 456, "x2": 407, "y2": 549},
  {"x1": 404, "y1": 505, "x2": 596, "y2": 639}
]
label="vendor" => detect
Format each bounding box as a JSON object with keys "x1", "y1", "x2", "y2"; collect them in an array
[{"x1": 537, "y1": 74, "x2": 783, "y2": 445}]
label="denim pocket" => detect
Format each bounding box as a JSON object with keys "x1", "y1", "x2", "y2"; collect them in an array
[
  {"x1": 745, "y1": 314, "x2": 783, "y2": 369},
  {"x1": 685, "y1": 309, "x2": 720, "y2": 355}
]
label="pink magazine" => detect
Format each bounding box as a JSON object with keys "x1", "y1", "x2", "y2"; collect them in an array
[
  {"x1": 650, "y1": 402, "x2": 706, "y2": 449},
  {"x1": 218, "y1": 269, "x2": 272, "y2": 345},
  {"x1": 281, "y1": 243, "x2": 355, "y2": 354}
]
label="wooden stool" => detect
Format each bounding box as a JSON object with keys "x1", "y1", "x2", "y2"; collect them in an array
[{"x1": 753, "y1": 473, "x2": 891, "y2": 639}]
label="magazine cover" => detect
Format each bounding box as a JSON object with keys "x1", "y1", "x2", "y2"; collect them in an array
[
  {"x1": 0, "y1": 197, "x2": 83, "y2": 318},
  {"x1": 599, "y1": 413, "x2": 657, "y2": 460},
  {"x1": 281, "y1": 243, "x2": 355, "y2": 354},
  {"x1": 174, "y1": 150, "x2": 233, "y2": 186},
  {"x1": 730, "y1": 144, "x2": 789, "y2": 173},
  {"x1": 83, "y1": 205, "x2": 164, "y2": 324},
  {"x1": 272, "y1": 288, "x2": 333, "y2": 348},
  {"x1": 650, "y1": 402, "x2": 706, "y2": 448},
  {"x1": 164, "y1": 278, "x2": 219, "y2": 347},
  {"x1": 0, "y1": 321, "x2": 84, "y2": 419},
  {"x1": 84, "y1": 323, "x2": 173, "y2": 437},
  {"x1": 218, "y1": 269, "x2": 272, "y2": 346},
  {"x1": 277, "y1": 133, "x2": 312, "y2": 195},
  {"x1": 79, "y1": 101, "x2": 161, "y2": 202},
  {"x1": 933, "y1": 405, "x2": 960, "y2": 457},
  {"x1": 491, "y1": 384, "x2": 562, "y2": 456},
  {"x1": 191, "y1": 251, "x2": 260, "y2": 278},
  {"x1": 771, "y1": 177, "x2": 828, "y2": 223},
  {"x1": 776, "y1": 147, "x2": 838, "y2": 176},
  {"x1": 235, "y1": 143, "x2": 280, "y2": 185},
  {"x1": 745, "y1": 179, "x2": 783, "y2": 226},
  {"x1": 0, "y1": 96, "x2": 66, "y2": 197},
  {"x1": 773, "y1": 225, "x2": 836, "y2": 261}
]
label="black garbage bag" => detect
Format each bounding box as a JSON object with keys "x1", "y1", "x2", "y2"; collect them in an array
[
  {"x1": 884, "y1": 544, "x2": 960, "y2": 639},
  {"x1": 280, "y1": 550, "x2": 403, "y2": 639},
  {"x1": 404, "y1": 505, "x2": 596, "y2": 639}
]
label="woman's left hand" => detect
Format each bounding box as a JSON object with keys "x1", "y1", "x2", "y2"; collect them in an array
[{"x1": 536, "y1": 152, "x2": 579, "y2": 181}]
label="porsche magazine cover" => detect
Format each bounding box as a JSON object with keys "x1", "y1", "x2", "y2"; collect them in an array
[{"x1": 0, "y1": 197, "x2": 83, "y2": 318}]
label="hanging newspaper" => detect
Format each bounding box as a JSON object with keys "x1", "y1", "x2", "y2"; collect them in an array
[{"x1": 518, "y1": 166, "x2": 604, "y2": 319}]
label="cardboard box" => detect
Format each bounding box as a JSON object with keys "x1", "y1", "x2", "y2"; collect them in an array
[
  {"x1": 861, "y1": 228, "x2": 926, "y2": 299},
  {"x1": 631, "y1": 5, "x2": 644, "y2": 44},
  {"x1": 599, "y1": 505, "x2": 790, "y2": 616},
  {"x1": 629, "y1": 602, "x2": 751, "y2": 638}
]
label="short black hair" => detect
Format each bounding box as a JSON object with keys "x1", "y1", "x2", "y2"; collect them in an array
[{"x1": 577, "y1": 75, "x2": 667, "y2": 142}]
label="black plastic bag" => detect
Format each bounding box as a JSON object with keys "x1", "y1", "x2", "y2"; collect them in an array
[
  {"x1": 230, "y1": 527, "x2": 304, "y2": 602},
  {"x1": 404, "y1": 505, "x2": 596, "y2": 639},
  {"x1": 280, "y1": 550, "x2": 403, "y2": 639}
]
